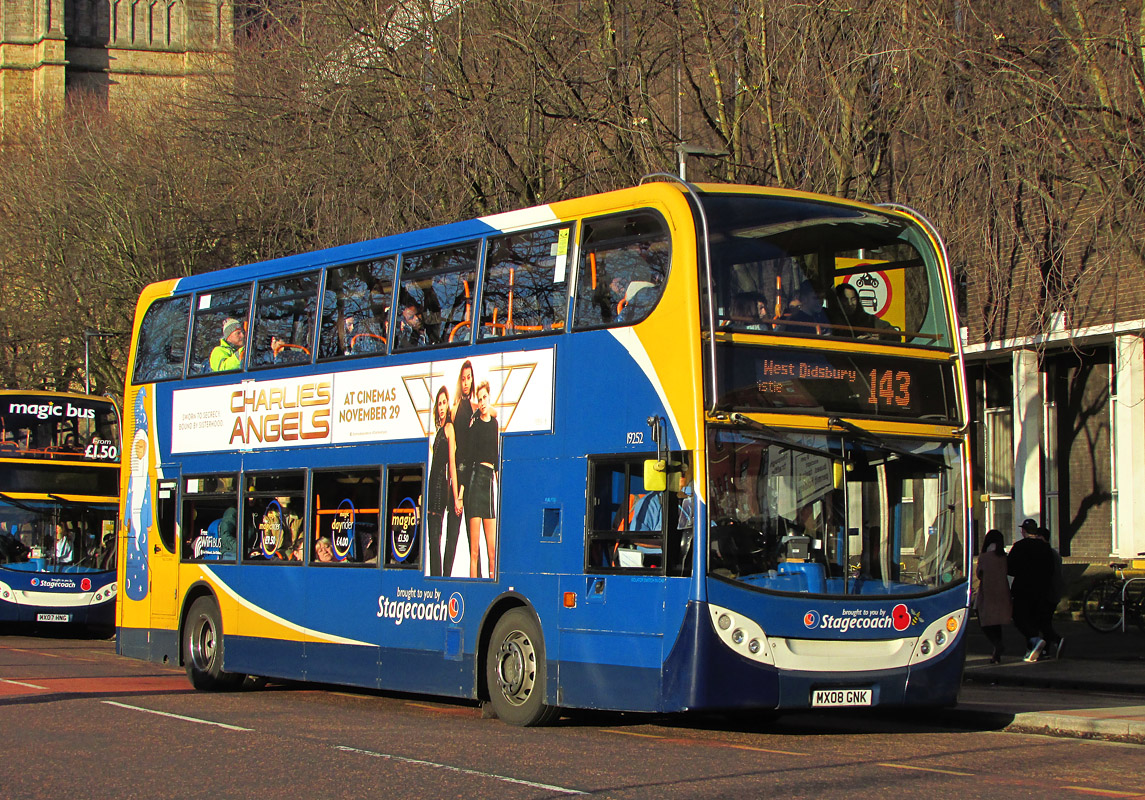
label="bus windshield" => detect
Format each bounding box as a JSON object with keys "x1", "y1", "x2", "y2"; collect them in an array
[
  {"x1": 702, "y1": 194, "x2": 952, "y2": 348},
  {"x1": 708, "y1": 427, "x2": 966, "y2": 596},
  {"x1": 0, "y1": 501, "x2": 118, "y2": 572}
]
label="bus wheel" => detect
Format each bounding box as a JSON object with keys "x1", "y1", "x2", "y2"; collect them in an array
[
  {"x1": 486, "y1": 608, "x2": 559, "y2": 726},
  {"x1": 184, "y1": 597, "x2": 242, "y2": 691}
]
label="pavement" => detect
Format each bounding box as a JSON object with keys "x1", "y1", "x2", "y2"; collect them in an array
[{"x1": 956, "y1": 614, "x2": 1145, "y2": 743}]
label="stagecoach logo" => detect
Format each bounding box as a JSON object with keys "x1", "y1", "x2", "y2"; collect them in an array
[
  {"x1": 376, "y1": 586, "x2": 452, "y2": 626},
  {"x1": 29, "y1": 577, "x2": 77, "y2": 590},
  {"x1": 332, "y1": 499, "x2": 355, "y2": 561},
  {"x1": 803, "y1": 603, "x2": 920, "y2": 633},
  {"x1": 448, "y1": 592, "x2": 464, "y2": 624}
]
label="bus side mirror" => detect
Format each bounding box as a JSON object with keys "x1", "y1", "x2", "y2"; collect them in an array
[{"x1": 644, "y1": 459, "x2": 682, "y2": 493}]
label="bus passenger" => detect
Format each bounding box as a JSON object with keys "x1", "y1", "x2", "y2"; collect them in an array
[
  {"x1": 780, "y1": 280, "x2": 829, "y2": 334},
  {"x1": 218, "y1": 507, "x2": 237, "y2": 559},
  {"x1": 210, "y1": 318, "x2": 246, "y2": 372},
  {"x1": 314, "y1": 536, "x2": 335, "y2": 563},
  {"x1": 467, "y1": 380, "x2": 498, "y2": 578},
  {"x1": 834, "y1": 283, "x2": 899, "y2": 341},
  {"x1": 54, "y1": 523, "x2": 74, "y2": 563},
  {"x1": 726, "y1": 291, "x2": 771, "y2": 330},
  {"x1": 427, "y1": 386, "x2": 463, "y2": 577},
  {"x1": 289, "y1": 536, "x2": 305, "y2": 561},
  {"x1": 343, "y1": 314, "x2": 386, "y2": 355},
  {"x1": 395, "y1": 295, "x2": 439, "y2": 348}
]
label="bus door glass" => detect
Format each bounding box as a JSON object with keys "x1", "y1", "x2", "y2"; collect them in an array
[{"x1": 149, "y1": 477, "x2": 180, "y2": 620}]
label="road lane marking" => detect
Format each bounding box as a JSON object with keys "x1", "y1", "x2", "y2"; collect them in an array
[
  {"x1": 878, "y1": 763, "x2": 974, "y2": 776},
  {"x1": 1062, "y1": 788, "x2": 1145, "y2": 798},
  {"x1": 604, "y1": 729, "x2": 808, "y2": 756},
  {"x1": 335, "y1": 745, "x2": 587, "y2": 795},
  {"x1": 101, "y1": 701, "x2": 253, "y2": 731},
  {"x1": 1, "y1": 678, "x2": 48, "y2": 689}
]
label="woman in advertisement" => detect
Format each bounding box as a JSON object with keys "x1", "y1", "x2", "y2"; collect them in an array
[
  {"x1": 427, "y1": 386, "x2": 463, "y2": 577},
  {"x1": 451, "y1": 360, "x2": 476, "y2": 504},
  {"x1": 466, "y1": 380, "x2": 499, "y2": 578}
]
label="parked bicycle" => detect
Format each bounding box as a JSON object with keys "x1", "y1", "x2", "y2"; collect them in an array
[{"x1": 1082, "y1": 560, "x2": 1145, "y2": 633}]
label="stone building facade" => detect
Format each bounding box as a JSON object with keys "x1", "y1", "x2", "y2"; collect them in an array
[{"x1": 0, "y1": 0, "x2": 232, "y2": 133}]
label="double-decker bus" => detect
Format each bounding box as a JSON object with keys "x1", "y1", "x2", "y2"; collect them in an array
[
  {"x1": 117, "y1": 179, "x2": 969, "y2": 724},
  {"x1": 0, "y1": 390, "x2": 121, "y2": 630}
]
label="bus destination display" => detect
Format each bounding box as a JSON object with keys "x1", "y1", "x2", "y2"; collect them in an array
[{"x1": 715, "y1": 345, "x2": 957, "y2": 422}]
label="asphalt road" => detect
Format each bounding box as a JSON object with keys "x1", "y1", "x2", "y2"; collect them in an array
[{"x1": 1, "y1": 633, "x2": 1142, "y2": 799}]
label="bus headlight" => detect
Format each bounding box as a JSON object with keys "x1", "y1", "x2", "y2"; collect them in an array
[{"x1": 708, "y1": 604, "x2": 774, "y2": 665}]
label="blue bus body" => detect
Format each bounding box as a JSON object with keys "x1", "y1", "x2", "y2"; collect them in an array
[{"x1": 118, "y1": 181, "x2": 970, "y2": 721}]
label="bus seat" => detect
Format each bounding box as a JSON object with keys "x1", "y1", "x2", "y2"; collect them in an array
[
  {"x1": 350, "y1": 333, "x2": 386, "y2": 349},
  {"x1": 449, "y1": 321, "x2": 471, "y2": 342}
]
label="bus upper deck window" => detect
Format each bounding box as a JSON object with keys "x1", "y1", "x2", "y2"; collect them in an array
[
  {"x1": 133, "y1": 295, "x2": 192, "y2": 383},
  {"x1": 249, "y1": 273, "x2": 320, "y2": 369},
  {"x1": 479, "y1": 226, "x2": 572, "y2": 340},
  {"x1": 395, "y1": 244, "x2": 478, "y2": 350},
  {"x1": 318, "y1": 258, "x2": 395, "y2": 360},
  {"x1": 573, "y1": 211, "x2": 670, "y2": 330},
  {"x1": 189, "y1": 286, "x2": 252, "y2": 376}
]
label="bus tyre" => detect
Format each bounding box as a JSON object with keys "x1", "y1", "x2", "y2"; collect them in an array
[
  {"x1": 184, "y1": 597, "x2": 242, "y2": 691},
  {"x1": 486, "y1": 608, "x2": 559, "y2": 727}
]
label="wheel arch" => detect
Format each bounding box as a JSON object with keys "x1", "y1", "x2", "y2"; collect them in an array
[
  {"x1": 475, "y1": 591, "x2": 540, "y2": 703},
  {"x1": 177, "y1": 580, "x2": 221, "y2": 667}
]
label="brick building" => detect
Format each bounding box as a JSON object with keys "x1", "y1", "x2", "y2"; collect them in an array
[
  {"x1": 0, "y1": 0, "x2": 232, "y2": 133},
  {"x1": 962, "y1": 209, "x2": 1145, "y2": 565}
]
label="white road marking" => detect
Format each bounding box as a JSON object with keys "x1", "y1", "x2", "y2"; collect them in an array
[
  {"x1": 335, "y1": 744, "x2": 587, "y2": 795},
  {"x1": 101, "y1": 700, "x2": 253, "y2": 731},
  {"x1": 1, "y1": 678, "x2": 48, "y2": 689}
]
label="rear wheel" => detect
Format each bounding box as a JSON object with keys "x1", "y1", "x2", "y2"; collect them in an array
[
  {"x1": 183, "y1": 597, "x2": 243, "y2": 690},
  {"x1": 1082, "y1": 579, "x2": 1124, "y2": 633},
  {"x1": 486, "y1": 608, "x2": 559, "y2": 726}
]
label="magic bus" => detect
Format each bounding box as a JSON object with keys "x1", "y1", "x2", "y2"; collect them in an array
[
  {"x1": 0, "y1": 390, "x2": 120, "y2": 631},
  {"x1": 116, "y1": 178, "x2": 969, "y2": 724}
]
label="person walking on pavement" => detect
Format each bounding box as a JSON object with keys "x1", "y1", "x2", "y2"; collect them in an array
[
  {"x1": 976, "y1": 529, "x2": 1012, "y2": 663},
  {"x1": 1008, "y1": 518, "x2": 1061, "y2": 661}
]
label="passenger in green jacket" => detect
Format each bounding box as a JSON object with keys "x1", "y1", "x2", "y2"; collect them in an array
[{"x1": 210, "y1": 317, "x2": 246, "y2": 372}]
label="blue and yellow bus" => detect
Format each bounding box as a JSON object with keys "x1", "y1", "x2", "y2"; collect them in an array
[
  {"x1": 117, "y1": 179, "x2": 969, "y2": 724},
  {"x1": 0, "y1": 390, "x2": 120, "y2": 631}
]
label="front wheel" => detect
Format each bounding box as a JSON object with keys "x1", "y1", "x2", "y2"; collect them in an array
[
  {"x1": 183, "y1": 596, "x2": 243, "y2": 690},
  {"x1": 1082, "y1": 579, "x2": 1124, "y2": 633},
  {"x1": 486, "y1": 608, "x2": 559, "y2": 726}
]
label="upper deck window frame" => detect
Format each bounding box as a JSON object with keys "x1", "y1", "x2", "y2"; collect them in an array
[{"x1": 571, "y1": 209, "x2": 672, "y2": 332}]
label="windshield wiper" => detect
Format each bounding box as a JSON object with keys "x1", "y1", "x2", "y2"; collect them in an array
[
  {"x1": 713, "y1": 412, "x2": 842, "y2": 462},
  {"x1": 828, "y1": 417, "x2": 947, "y2": 470}
]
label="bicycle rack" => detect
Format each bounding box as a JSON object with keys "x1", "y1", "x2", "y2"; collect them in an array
[{"x1": 1121, "y1": 577, "x2": 1145, "y2": 632}]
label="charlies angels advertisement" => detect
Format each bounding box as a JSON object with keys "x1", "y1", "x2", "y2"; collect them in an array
[{"x1": 169, "y1": 349, "x2": 554, "y2": 453}]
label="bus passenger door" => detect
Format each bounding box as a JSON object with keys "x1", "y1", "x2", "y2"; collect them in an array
[
  {"x1": 149, "y1": 476, "x2": 180, "y2": 623},
  {"x1": 557, "y1": 457, "x2": 672, "y2": 712}
]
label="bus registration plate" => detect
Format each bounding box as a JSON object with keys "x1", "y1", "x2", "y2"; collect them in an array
[
  {"x1": 36, "y1": 613, "x2": 71, "y2": 623},
  {"x1": 812, "y1": 688, "x2": 871, "y2": 707}
]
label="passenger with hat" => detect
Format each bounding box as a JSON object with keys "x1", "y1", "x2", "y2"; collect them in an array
[
  {"x1": 210, "y1": 317, "x2": 246, "y2": 372},
  {"x1": 1007, "y1": 517, "x2": 1061, "y2": 661}
]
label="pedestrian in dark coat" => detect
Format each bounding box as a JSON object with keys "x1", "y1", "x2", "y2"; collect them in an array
[{"x1": 1008, "y1": 518, "x2": 1060, "y2": 661}]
